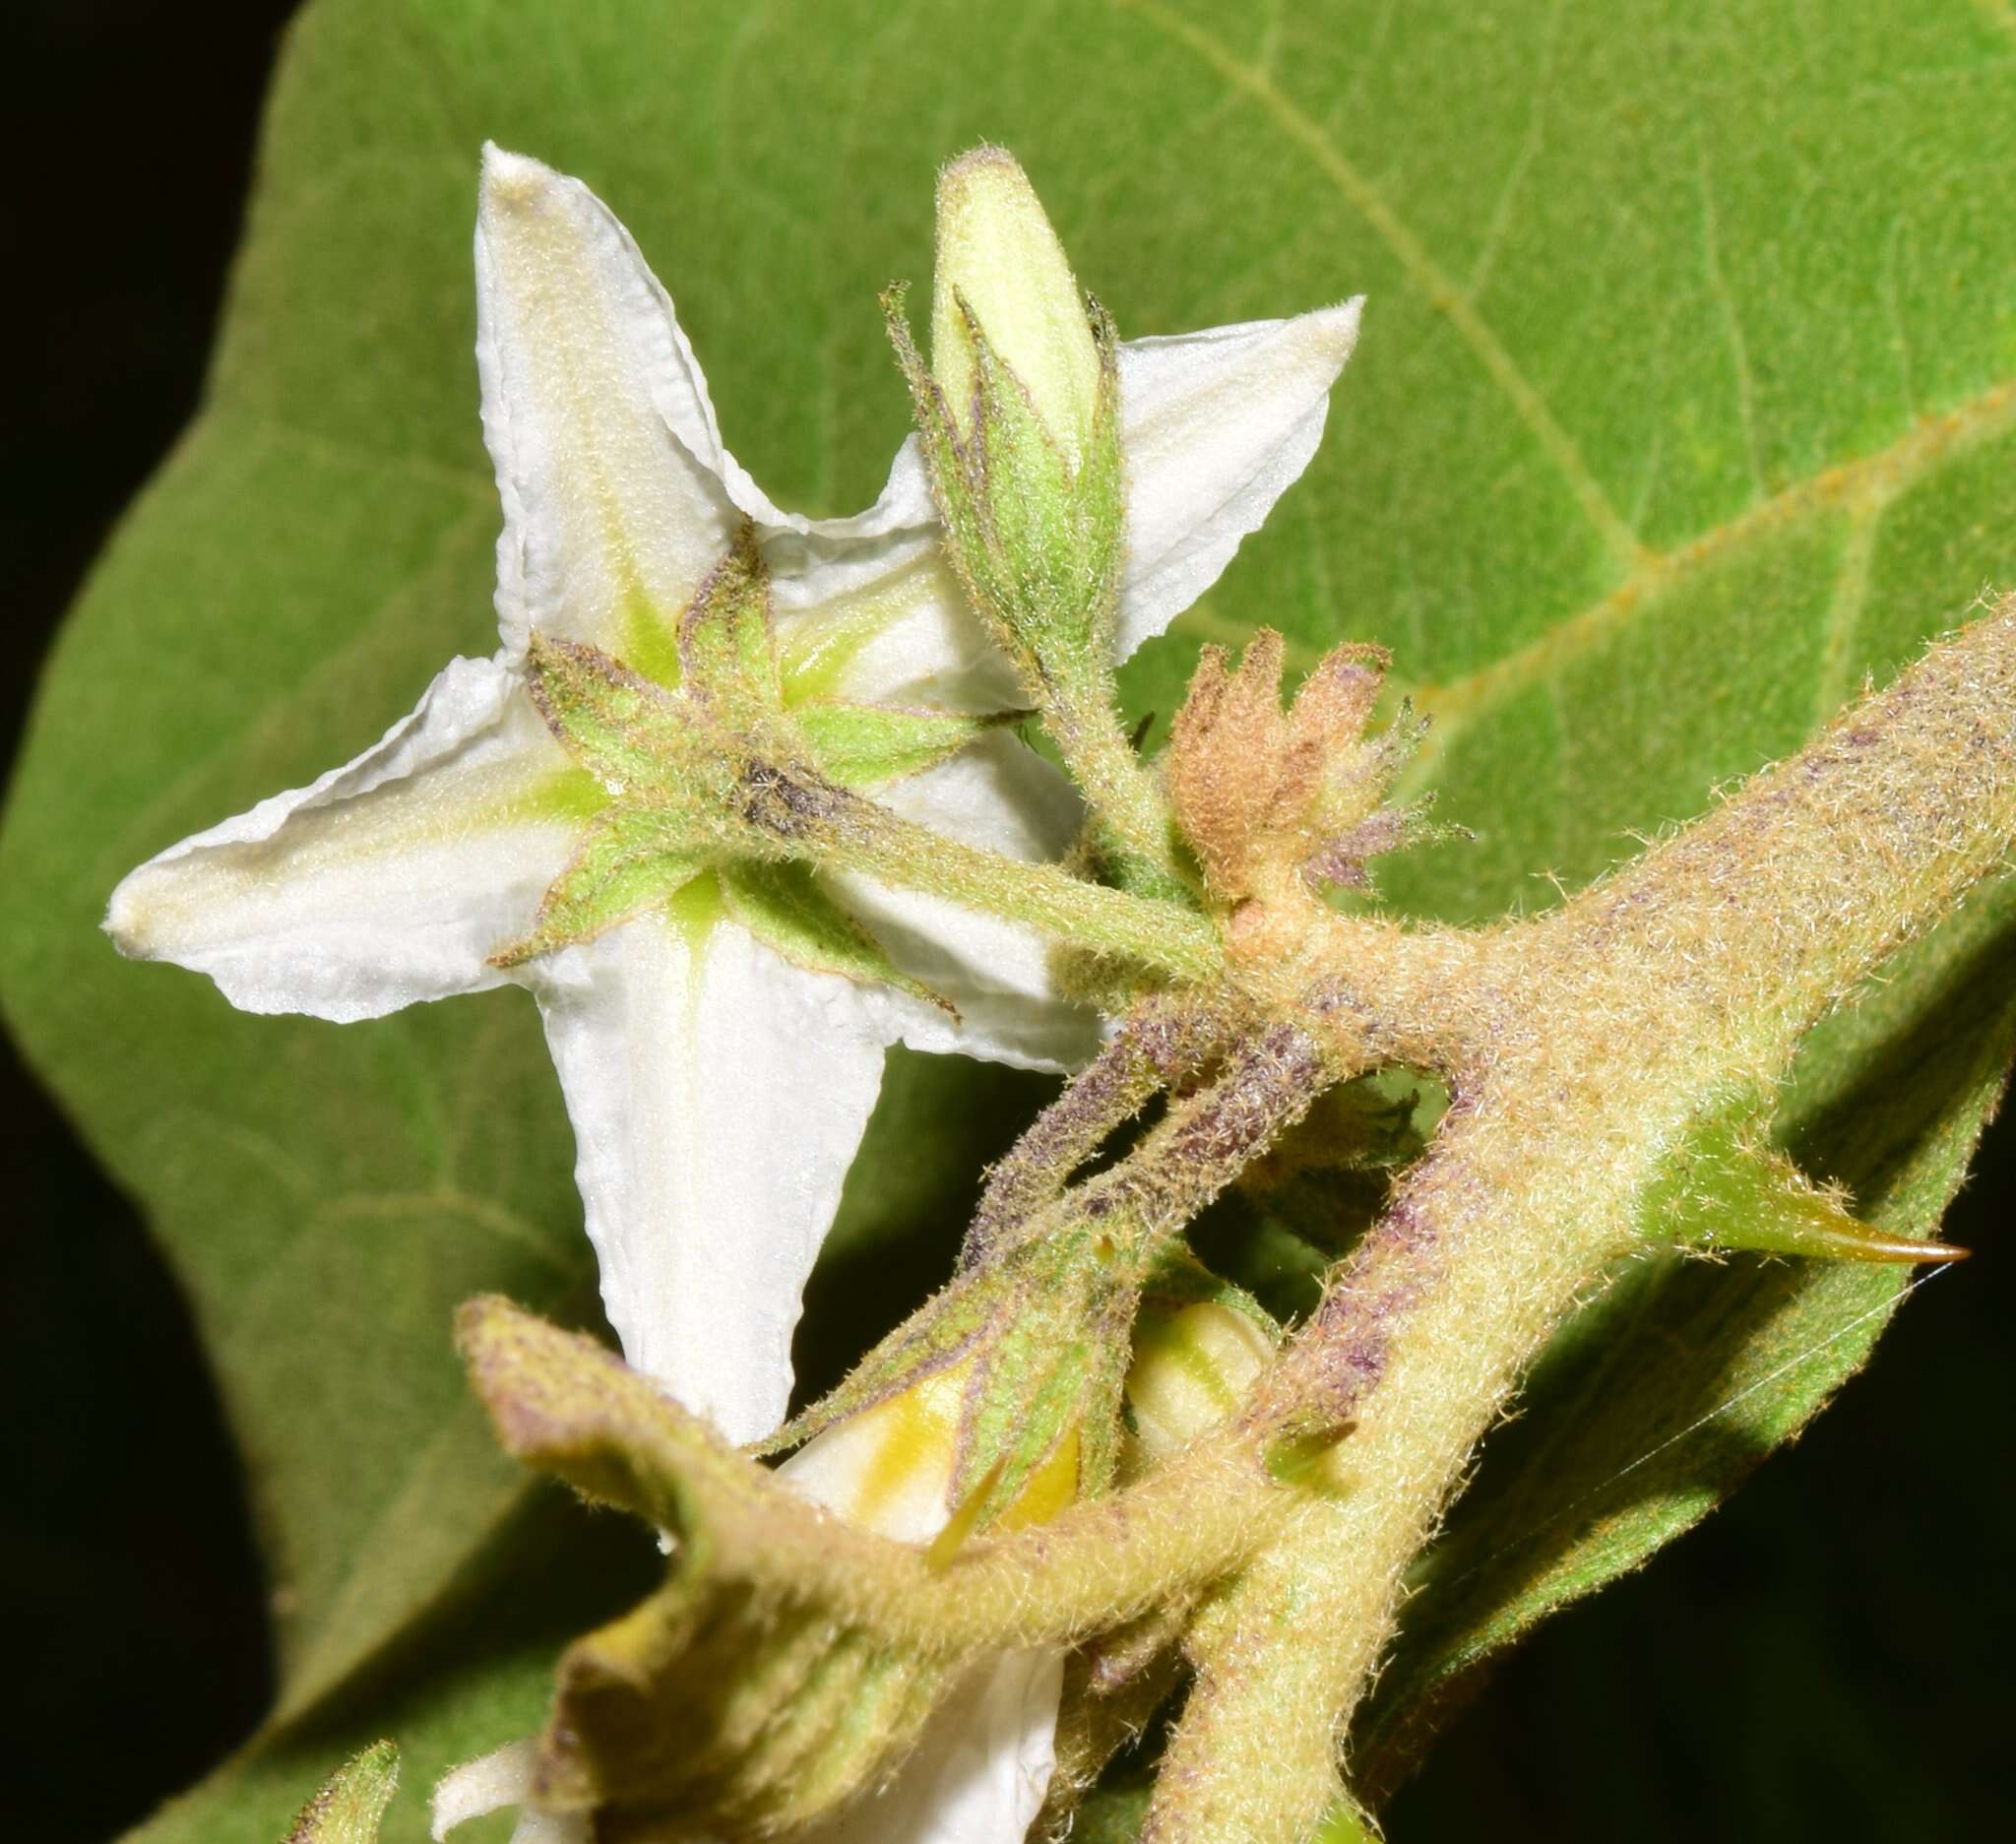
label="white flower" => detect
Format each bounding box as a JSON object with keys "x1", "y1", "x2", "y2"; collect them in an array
[
  {"x1": 106, "y1": 146, "x2": 1361, "y2": 1465},
  {"x1": 114, "y1": 144, "x2": 1360, "y2": 1844},
  {"x1": 107, "y1": 146, "x2": 1080, "y2": 1447}
]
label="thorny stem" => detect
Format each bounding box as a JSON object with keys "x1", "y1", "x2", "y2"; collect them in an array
[
  {"x1": 736, "y1": 757, "x2": 1224, "y2": 981},
  {"x1": 1141, "y1": 597, "x2": 2016, "y2": 1842}
]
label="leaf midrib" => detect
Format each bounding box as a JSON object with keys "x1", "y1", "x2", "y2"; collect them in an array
[
  {"x1": 1117, "y1": 0, "x2": 1652, "y2": 578},
  {"x1": 1396, "y1": 372, "x2": 2016, "y2": 783}
]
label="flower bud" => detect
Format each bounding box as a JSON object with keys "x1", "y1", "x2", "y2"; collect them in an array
[
  {"x1": 1167, "y1": 630, "x2": 1445, "y2": 906},
  {"x1": 931, "y1": 147, "x2": 1101, "y2": 470},
  {"x1": 888, "y1": 148, "x2": 1126, "y2": 693},
  {"x1": 1124, "y1": 1298, "x2": 1275, "y2": 1463},
  {"x1": 781, "y1": 1354, "x2": 1080, "y2": 1542}
]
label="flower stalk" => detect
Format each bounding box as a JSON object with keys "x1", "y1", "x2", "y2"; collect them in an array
[{"x1": 736, "y1": 758, "x2": 1222, "y2": 980}]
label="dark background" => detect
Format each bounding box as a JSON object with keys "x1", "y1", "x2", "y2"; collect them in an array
[{"x1": 2, "y1": 4, "x2": 2010, "y2": 1839}]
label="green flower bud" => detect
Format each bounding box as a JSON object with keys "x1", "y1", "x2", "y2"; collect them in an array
[
  {"x1": 888, "y1": 148, "x2": 1125, "y2": 698},
  {"x1": 1124, "y1": 1298, "x2": 1275, "y2": 1463},
  {"x1": 931, "y1": 146, "x2": 1101, "y2": 471}
]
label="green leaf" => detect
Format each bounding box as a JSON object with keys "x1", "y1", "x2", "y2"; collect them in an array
[
  {"x1": 128, "y1": 1493, "x2": 660, "y2": 1844},
  {"x1": 0, "y1": 0, "x2": 2010, "y2": 1830}
]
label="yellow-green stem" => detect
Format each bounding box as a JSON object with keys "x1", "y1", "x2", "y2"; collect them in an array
[
  {"x1": 1148, "y1": 595, "x2": 2016, "y2": 1841},
  {"x1": 738, "y1": 760, "x2": 1222, "y2": 981},
  {"x1": 1046, "y1": 683, "x2": 1197, "y2": 905}
]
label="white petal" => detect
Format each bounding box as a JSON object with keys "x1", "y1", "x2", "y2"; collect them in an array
[
  {"x1": 476, "y1": 146, "x2": 741, "y2": 659},
  {"x1": 796, "y1": 1650, "x2": 1062, "y2": 1844},
  {"x1": 432, "y1": 1740, "x2": 588, "y2": 1843},
  {"x1": 530, "y1": 912, "x2": 895, "y2": 1442},
  {"x1": 1114, "y1": 299, "x2": 1364, "y2": 660},
  {"x1": 104, "y1": 657, "x2": 574, "y2": 1023},
  {"x1": 763, "y1": 419, "x2": 939, "y2": 547},
  {"x1": 825, "y1": 732, "x2": 1100, "y2": 1073},
  {"x1": 769, "y1": 440, "x2": 1026, "y2": 717},
  {"x1": 601, "y1": 224, "x2": 932, "y2": 550},
  {"x1": 779, "y1": 1363, "x2": 963, "y2": 1544}
]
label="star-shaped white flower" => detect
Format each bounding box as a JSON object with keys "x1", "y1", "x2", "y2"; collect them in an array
[{"x1": 107, "y1": 148, "x2": 1360, "y2": 1478}]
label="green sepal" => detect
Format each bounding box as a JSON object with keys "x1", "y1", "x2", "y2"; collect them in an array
[
  {"x1": 885, "y1": 286, "x2": 1010, "y2": 659},
  {"x1": 765, "y1": 1217, "x2": 1160, "y2": 1537},
  {"x1": 956, "y1": 289, "x2": 1124, "y2": 681},
  {"x1": 958, "y1": 287, "x2": 1088, "y2": 629},
  {"x1": 954, "y1": 1221, "x2": 1138, "y2": 1526},
  {"x1": 489, "y1": 808, "x2": 712, "y2": 968},
  {"x1": 1073, "y1": 301, "x2": 1127, "y2": 662},
  {"x1": 524, "y1": 631, "x2": 715, "y2": 798},
  {"x1": 1138, "y1": 1240, "x2": 1281, "y2": 1339},
  {"x1": 717, "y1": 858, "x2": 950, "y2": 1012},
  {"x1": 281, "y1": 1742, "x2": 398, "y2": 1844},
  {"x1": 753, "y1": 1254, "x2": 1004, "y2": 1458},
  {"x1": 885, "y1": 283, "x2": 1126, "y2": 701},
  {"x1": 795, "y1": 698, "x2": 1018, "y2": 789},
  {"x1": 1644, "y1": 1096, "x2": 1968, "y2": 1265},
  {"x1": 676, "y1": 525, "x2": 790, "y2": 736}
]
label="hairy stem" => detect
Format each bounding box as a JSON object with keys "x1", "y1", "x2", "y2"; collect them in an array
[
  {"x1": 1051, "y1": 1021, "x2": 1341, "y2": 1252},
  {"x1": 1146, "y1": 596, "x2": 2016, "y2": 1841},
  {"x1": 736, "y1": 758, "x2": 1223, "y2": 980},
  {"x1": 1045, "y1": 681, "x2": 1198, "y2": 904},
  {"x1": 963, "y1": 996, "x2": 1233, "y2": 1269},
  {"x1": 964, "y1": 1024, "x2": 1165, "y2": 1270}
]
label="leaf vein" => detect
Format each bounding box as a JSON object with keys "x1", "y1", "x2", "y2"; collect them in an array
[
  {"x1": 1114, "y1": 0, "x2": 1650, "y2": 578},
  {"x1": 1402, "y1": 372, "x2": 2016, "y2": 775},
  {"x1": 1811, "y1": 505, "x2": 1881, "y2": 728},
  {"x1": 1694, "y1": 140, "x2": 1767, "y2": 504}
]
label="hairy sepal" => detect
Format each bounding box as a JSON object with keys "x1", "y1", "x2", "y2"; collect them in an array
[
  {"x1": 512, "y1": 536, "x2": 1035, "y2": 978},
  {"x1": 888, "y1": 286, "x2": 1125, "y2": 702},
  {"x1": 717, "y1": 859, "x2": 950, "y2": 1013},
  {"x1": 1166, "y1": 632, "x2": 1445, "y2": 904},
  {"x1": 765, "y1": 1218, "x2": 1166, "y2": 1536},
  {"x1": 792, "y1": 700, "x2": 1018, "y2": 790},
  {"x1": 488, "y1": 809, "x2": 710, "y2": 968},
  {"x1": 283, "y1": 1742, "x2": 399, "y2": 1844}
]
